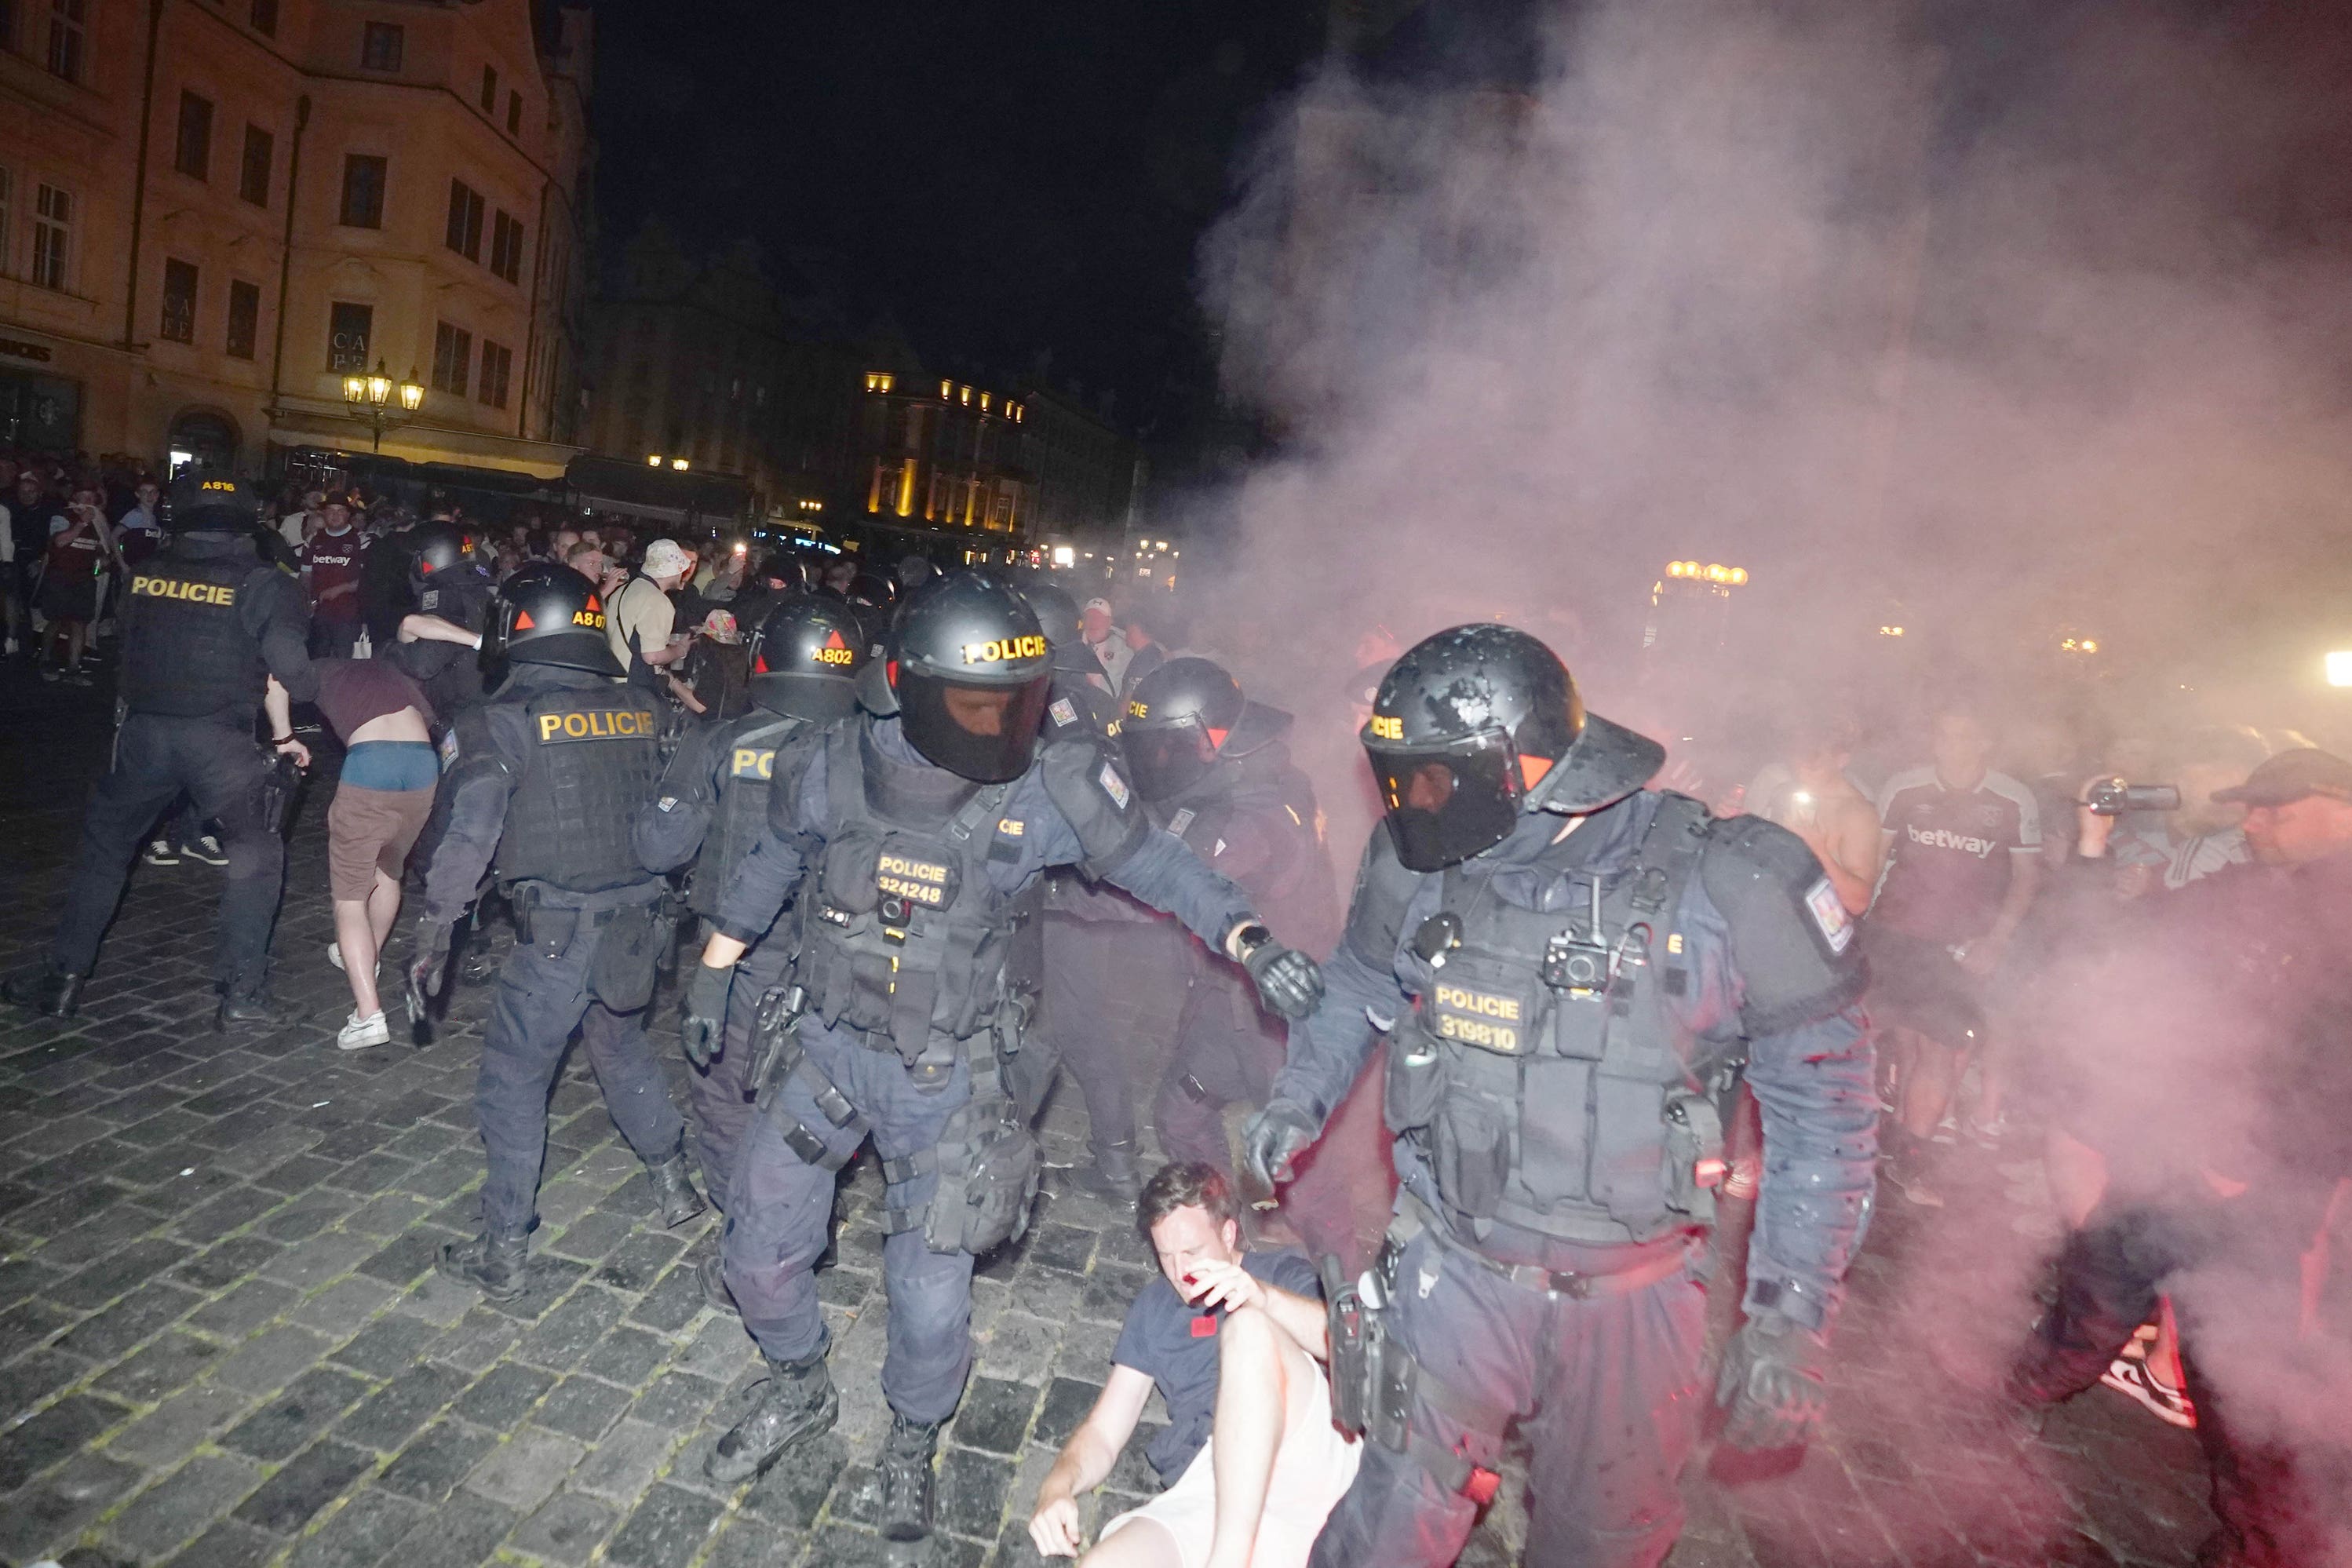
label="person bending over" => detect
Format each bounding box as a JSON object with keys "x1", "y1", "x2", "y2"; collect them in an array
[{"x1": 1030, "y1": 1163, "x2": 1356, "y2": 1568}]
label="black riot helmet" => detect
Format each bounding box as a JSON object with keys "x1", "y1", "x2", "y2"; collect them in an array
[
  {"x1": 166, "y1": 474, "x2": 261, "y2": 533},
  {"x1": 879, "y1": 569, "x2": 1053, "y2": 782},
  {"x1": 410, "y1": 522, "x2": 476, "y2": 591},
  {"x1": 1021, "y1": 580, "x2": 1081, "y2": 648},
  {"x1": 745, "y1": 593, "x2": 866, "y2": 720},
  {"x1": 1364, "y1": 624, "x2": 1664, "y2": 871},
  {"x1": 1122, "y1": 656, "x2": 1294, "y2": 801},
  {"x1": 483, "y1": 561, "x2": 623, "y2": 676}
]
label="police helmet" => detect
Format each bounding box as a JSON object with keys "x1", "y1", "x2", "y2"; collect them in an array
[
  {"x1": 167, "y1": 475, "x2": 261, "y2": 532},
  {"x1": 410, "y1": 522, "x2": 476, "y2": 589},
  {"x1": 1364, "y1": 624, "x2": 1663, "y2": 871},
  {"x1": 485, "y1": 561, "x2": 622, "y2": 676},
  {"x1": 746, "y1": 593, "x2": 866, "y2": 721},
  {"x1": 1121, "y1": 656, "x2": 1294, "y2": 801},
  {"x1": 880, "y1": 570, "x2": 1052, "y2": 782},
  {"x1": 847, "y1": 570, "x2": 895, "y2": 608},
  {"x1": 1021, "y1": 580, "x2": 1081, "y2": 648}
]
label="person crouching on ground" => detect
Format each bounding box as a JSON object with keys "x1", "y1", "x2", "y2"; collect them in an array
[{"x1": 1029, "y1": 1162, "x2": 1357, "y2": 1568}]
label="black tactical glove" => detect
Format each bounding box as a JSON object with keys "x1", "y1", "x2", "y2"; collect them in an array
[
  {"x1": 680, "y1": 962, "x2": 734, "y2": 1071},
  {"x1": 407, "y1": 919, "x2": 454, "y2": 1003},
  {"x1": 1716, "y1": 1310, "x2": 1831, "y2": 1451},
  {"x1": 1242, "y1": 1100, "x2": 1319, "y2": 1194},
  {"x1": 1234, "y1": 924, "x2": 1324, "y2": 1020}
]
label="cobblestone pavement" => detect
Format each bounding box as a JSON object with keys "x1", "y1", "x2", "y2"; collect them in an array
[{"x1": 0, "y1": 666, "x2": 2219, "y2": 1568}]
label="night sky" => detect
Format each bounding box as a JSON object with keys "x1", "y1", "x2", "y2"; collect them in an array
[{"x1": 585, "y1": 1, "x2": 1329, "y2": 441}]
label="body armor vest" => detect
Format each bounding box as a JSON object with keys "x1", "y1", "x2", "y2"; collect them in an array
[
  {"x1": 693, "y1": 713, "x2": 802, "y2": 917},
  {"x1": 1041, "y1": 671, "x2": 1150, "y2": 923},
  {"x1": 793, "y1": 724, "x2": 1024, "y2": 1073},
  {"x1": 494, "y1": 684, "x2": 662, "y2": 893},
  {"x1": 119, "y1": 545, "x2": 268, "y2": 719},
  {"x1": 1153, "y1": 751, "x2": 1334, "y2": 946},
  {"x1": 416, "y1": 575, "x2": 492, "y2": 717},
  {"x1": 1387, "y1": 795, "x2": 1724, "y2": 1246}
]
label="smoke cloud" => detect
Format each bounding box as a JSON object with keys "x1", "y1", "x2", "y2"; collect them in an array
[{"x1": 1170, "y1": 1, "x2": 2352, "y2": 1560}]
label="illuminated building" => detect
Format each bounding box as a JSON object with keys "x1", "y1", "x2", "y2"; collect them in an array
[{"x1": 0, "y1": 0, "x2": 593, "y2": 478}]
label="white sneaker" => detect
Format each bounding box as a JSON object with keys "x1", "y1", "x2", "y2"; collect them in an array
[
  {"x1": 337, "y1": 1010, "x2": 390, "y2": 1051},
  {"x1": 326, "y1": 941, "x2": 345, "y2": 972}
]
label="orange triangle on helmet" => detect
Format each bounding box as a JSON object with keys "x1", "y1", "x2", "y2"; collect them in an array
[
  {"x1": 513, "y1": 609, "x2": 535, "y2": 630},
  {"x1": 824, "y1": 629, "x2": 849, "y2": 650}
]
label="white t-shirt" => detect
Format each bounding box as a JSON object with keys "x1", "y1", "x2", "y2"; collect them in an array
[
  {"x1": 606, "y1": 574, "x2": 676, "y2": 672},
  {"x1": 280, "y1": 509, "x2": 313, "y2": 549}
]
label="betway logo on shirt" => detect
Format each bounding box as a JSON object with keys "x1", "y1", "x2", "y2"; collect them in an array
[{"x1": 1905, "y1": 823, "x2": 1999, "y2": 858}]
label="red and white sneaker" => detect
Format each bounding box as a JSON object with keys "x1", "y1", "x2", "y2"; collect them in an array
[{"x1": 2101, "y1": 1355, "x2": 2196, "y2": 1428}]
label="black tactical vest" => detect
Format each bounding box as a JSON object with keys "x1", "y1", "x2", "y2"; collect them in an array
[
  {"x1": 415, "y1": 574, "x2": 492, "y2": 717},
  {"x1": 1152, "y1": 752, "x2": 1334, "y2": 946},
  {"x1": 794, "y1": 724, "x2": 1024, "y2": 1070},
  {"x1": 119, "y1": 544, "x2": 268, "y2": 719},
  {"x1": 1387, "y1": 795, "x2": 1726, "y2": 1246},
  {"x1": 494, "y1": 684, "x2": 663, "y2": 893},
  {"x1": 692, "y1": 713, "x2": 803, "y2": 917}
]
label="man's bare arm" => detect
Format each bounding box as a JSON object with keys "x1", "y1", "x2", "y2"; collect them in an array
[{"x1": 1029, "y1": 1365, "x2": 1154, "y2": 1556}]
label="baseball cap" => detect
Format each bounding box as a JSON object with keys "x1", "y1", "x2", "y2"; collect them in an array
[
  {"x1": 643, "y1": 538, "x2": 691, "y2": 577},
  {"x1": 1083, "y1": 596, "x2": 1114, "y2": 614},
  {"x1": 2210, "y1": 748, "x2": 2352, "y2": 808},
  {"x1": 167, "y1": 474, "x2": 261, "y2": 527}
]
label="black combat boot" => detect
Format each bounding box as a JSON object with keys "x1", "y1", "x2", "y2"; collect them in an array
[
  {"x1": 706, "y1": 1351, "x2": 837, "y2": 1483},
  {"x1": 877, "y1": 1412, "x2": 943, "y2": 1543},
  {"x1": 644, "y1": 1146, "x2": 708, "y2": 1228},
  {"x1": 216, "y1": 989, "x2": 290, "y2": 1030},
  {"x1": 1071, "y1": 1137, "x2": 1141, "y2": 1205},
  {"x1": 437, "y1": 1227, "x2": 529, "y2": 1301},
  {"x1": 2, "y1": 963, "x2": 83, "y2": 1018},
  {"x1": 697, "y1": 1252, "x2": 738, "y2": 1316}
]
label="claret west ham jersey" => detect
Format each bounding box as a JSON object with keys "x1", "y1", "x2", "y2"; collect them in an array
[{"x1": 1869, "y1": 767, "x2": 2040, "y2": 945}]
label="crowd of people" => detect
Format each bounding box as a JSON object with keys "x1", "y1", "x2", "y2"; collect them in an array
[{"x1": 2, "y1": 448, "x2": 2344, "y2": 1567}]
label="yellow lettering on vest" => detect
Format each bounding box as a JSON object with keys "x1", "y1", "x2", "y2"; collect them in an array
[
  {"x1": 1435, "y1": 984, "x2": 1519, "y2": 1020},
  {"x1": 1369, "y1": 714, "x2": 1404, "y2": 741},
  {"x1": 877, "y1": 855, "x2": 949, "y2": 884},
  {"x1": 563, "y1": 712, "x2": 589, "y2": 738},
  {"x1": 1127, "y1": 699, "x2": 1149, "y2": 720},
  {"x1": 732, "y1": 747, "x2": 775, "y2": 779},
  {"x1": 130, "y1": 576, "x2": 235, "y2": 607},
  {"x1": 538, "y1": 713, "x2": 563, "y2": 741}
]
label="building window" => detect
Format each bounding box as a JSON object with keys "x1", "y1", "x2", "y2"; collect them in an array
[
  {"x1": 248, "y1": 0, "x2": 275, "y2": 37},
  {"x1": 31, "y1": 183, "x2": 70, "y2": 290},
  {"x1": 432, "y1": 321, "x2": 471, "y2": 396},
  {"x1": 239, "y1": 124, "x2": 272, "y2": 206},
  {"x1": 478, "y1": 340, "x2": 512, "y2": 409},
  {"x1": 506, "y1": 90, "x2": 522, "y2": 135},
  {"x1": 489, "y1": 210, "x2": 523, "y2": 284},
  {"x1": 174, "y1": 91, "x2": 214, "y2": 181},
  {"x1": 226, "y1": 279, "x2": 260, "y2": 359},
  {"x1": 339, "y1": 154, "x2": 385, "y2": 228},
  {"x1": 328, "y1": 300, "x2": 373, "y2": 372},
  {"x1": 46, "y1": 0, "x2": 85, "y2": 82},
  {"x1": 479, "y1": 64, "x2": 498, "y2": 112},
  {"x1": 444, "y1": 179, "x2": 483, "y2": 261},
  {"x1": 360, "y1": 21, "x2": 403, "y2": 72},
  {"x1": 159, "y1": 258, "x2": 198, "y2": 343},
  {"x1": 865, "y1": 372, "x2": 895, "y2": 394}
]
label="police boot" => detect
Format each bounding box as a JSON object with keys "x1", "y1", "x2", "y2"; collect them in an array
[
  {"x1": 216, "y1": 989, "x2": 291, "y2": 1030},
  {"x1": 436, "y1": 1227, "x2": 529, "y2": 1301},
  {"x1": 706, "y1": 1351, "x2": 837, "y2": 1483},
  {"x1": 644, "y1": 1146, "x2": 708, "y2": 1228},
  {"x1": 2, "y1": 963, "x2": 83, "y2": 1018},
  {"x1": 696, "y1": 1253, "x2": 738, "y2": 1316},
  {"x1": 877, "y1": 1412, "x2": 944, "y2": 1544},
  {"x1": 1071, "y1": 1138, "x2": 1141, "y2": 1205}
]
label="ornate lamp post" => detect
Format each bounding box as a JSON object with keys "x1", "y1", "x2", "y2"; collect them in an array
[{"x1": 341, "y1": 359, "x2": 425, "y2": 454}]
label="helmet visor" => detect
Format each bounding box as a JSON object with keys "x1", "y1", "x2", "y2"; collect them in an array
[
  {"x1": 897, "y1": 667, "x2": 1052, "y2": 782},
  {"x1": 1365, "y1": 727, "x2": 1524, "y2": 871},
  {"x1": 1123, "y1": 718, "x2": 1216, "y2": 800}
]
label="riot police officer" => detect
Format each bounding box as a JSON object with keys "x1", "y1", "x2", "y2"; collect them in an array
[
  {"x1": 680, "y1": 570, "x2": 1325, "y2": 1544},
  {"x1": 632, "y1": 594, "x2": 867, "y2": 1222},
  {"x1": 387, "y1": 521, "x2": 494, "y2": 720},
  {"x1": 1023, "y1": 578, "x2": 1162, "y2": 1200},
  {"x1": 412, "y1": 563, "x2": 705, "y2": 1302},
  {"x1": 5, "y1": 476, "x2": 316, "y2": 1027},
  {"x1": 1242, "y1": 625, "x2": 1877, "y2": 1568},
  {"x1": 1121, "y1": 656, "x2": 1371, "y2": 1260}
]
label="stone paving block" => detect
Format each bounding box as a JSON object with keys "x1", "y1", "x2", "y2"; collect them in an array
[
  {"x1": 513, "y1": 1285, "x2": 627, "y2": 1371},
  {"x1": 55, "y1": 1279, "x2": 202, "y2": 1362},
  {"x1": 566, "y1": 1418, "x2": 674, "y2": 1504},
  {"x1": 386, "y1": 1271, "x2": 475, "y2": 1329},
  {"x1": 335, "y1": 1361, "x2": 469, "y2": 1452},
  {"x1": 951, "y1": 1374, "x2": 1038, "y2": 1455},
  {"x1": 938, "y1": 1445, "x2": 1019, "y2": 1541},
  {"x1": 381, "y1": 1488, "x2": 517, "y2": 1568},
  {"x1": 166, "y1": 1518, "x2": 282, "y2": 1568},
  {"x1": 453, "y1": 1361, "x2": 556, "y2": 1430},
  {"x1": 592, "y1": 1231, "x2": 689, "y2": 1296},
  {"x1": 327, "y1": 1312, "x2": 438, "y2": 1378},
  {"x1": 974, "y1": 1311, "x2": 1064, "y2": 1386},
  {"x1": 1030, "y1": 1376, "x2": 1103, "y2": 1452},
  {"x1": 288, "y1": 1274, "x2": 398, "y2": 1335},
  {"x1": 104, "y1": 1453, "x2": 266, "y2": 1559},
  {"x1": 507, "y1": 1489, "x2": 620, "y2": 1565},
  {"x1": 253, "y1": 1154, "x2": 345, "y2": 1195},
  {"x1": 355, "y1": 1226, "x2": 447, "y2": 1288},
  {"x1": 210, "y1": 1322, "x2": 334, "y2": 1392},
  {"x1": 541, "y1": 1209, "x2": 635, "y2": 1262},
  {"x1": 340, "y1": 1192, "x2": 432, "y2": 1238},
  {"x1": 104, "y1": 1379, "x2": 259, "y2": 1468},
  {"x1": 626, "y1": 1369, "x2": 723, "y2": 1431},
  {"x1": 220, "y1": 1366, "x2": 375, "y2": 1461},
  {"x1": 601, "y1": 1480, "x2": 726, "y2": 1568},
  {"x1": 172, "y1": 1234, "x2": 284, "y2": 1291},
  {"x1": 171, "y1": 1188, "x2": 286, "y2": 1247},
  {"x1": 737, "y1": 1431, "x2": 851, "y2": 1533},
  {"x1": 428, "y1": 1307, "x2": 523, "y2": 1373},
  {"x1": 0, "y1": 1345, "x2": 84, "y2": 1416},
  {"x1": 89, "y1": 1327, "x2": 223, "y2": 1403},
  {"x1": 284, "y1": 1486, "x2": 429, "y2": 1568},
  {"x1": 232, "y1": 1436, "x2": 374, "y2": 1533},
  {"x1": 462, "y1": 1426, "x2": 585, "y2": 1511},
  {"x1": 375, "y1": 1419, "x2": 498, "y2": 1503},
  {"x1": 259, "y1": 1229, "x2": 381, "y2": 1292},
  {"x1": 577, "y1": 1324, "x2": 669, "y2": 1389},
  {"x1": 52, "y1": 1238, "x2": 199, "y2": 1311},
  {"x1": 0, "y1": 1253, "x2": 66, "y2": 1309},
  {"x1": 696, "y1": 1515, "x2": 798, "y2": 1568},
  {"x1": 0, "y1": 1391, "x2": 130, "y2": 1490},
  {"x1": 669, "y1": 1314, "x2": 758, "y2": 1384},
  {"x1": 188, "y1": 1278, "x2": 304, "y2": 1344},
  {"x1": 530, "y1": 1374, "x2": 633, "y2": 1442},
  {"x1": 0, "y1": 1296, "x2": 78, "y2": 1361},
  {"x1": 0, "y1": 1449, "x2": 145, "y2": 1563}
]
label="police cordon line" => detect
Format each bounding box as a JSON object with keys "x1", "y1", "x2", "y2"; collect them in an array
[{"x1": 2, "y1": 491, "x2": 1878, "y2": 1563}]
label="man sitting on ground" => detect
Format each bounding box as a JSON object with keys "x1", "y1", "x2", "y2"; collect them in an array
[{"x1": 1029, "y1": 1163, "x2": 1357, "y2": 1568}]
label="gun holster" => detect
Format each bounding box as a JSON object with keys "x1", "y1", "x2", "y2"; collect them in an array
[
  {"x1": 253, "y1": 751, "x2": 302, "y2": 835},
  {"x1": 750, "y1": 983, "x2": 811, "y2": 1110},
  {"x1": 511, "y1": 887, "x2": 576, "y2": 959}
]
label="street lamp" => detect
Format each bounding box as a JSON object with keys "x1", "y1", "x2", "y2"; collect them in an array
[{"x1": 342, "y1": 359, "x2": 425, "y2": 454}]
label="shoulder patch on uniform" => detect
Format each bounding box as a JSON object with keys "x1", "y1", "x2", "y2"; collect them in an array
[
  {"x1": 438, "y1": 730, "x2": 460, "y2": 766},
  {"x1": 1167, "y1": 807, "x2": 1196, "y2": 837},
  {"x1": 1098, "y1": 760, "x2": 1132, "y2": 810},
  {"x1": 656, "y1": 795, "x2": 680, "y2": 813},
  {"x1": 1804, "y1": 877, "x2": 1854, "y2": 954},
  {"x1": 1049, "y1": 696, "x2": 1078, "y2": 729}
]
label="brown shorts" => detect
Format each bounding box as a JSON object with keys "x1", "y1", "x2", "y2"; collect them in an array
[{"x1": 326, "y1": 783, "x2": 435, "y2": 901}]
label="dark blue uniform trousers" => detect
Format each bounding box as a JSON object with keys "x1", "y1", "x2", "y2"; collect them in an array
[
  {"x1": 1044, "y1": 913, "x2": 1161, "y2": 1154},
  {"x1": 53, "y1": 713, "x2": 281, "y2": 994},
  {"x1": 687, "y1": 936, "x2": 790, "y2": 1212},
  {"x1": 722, "y1": 1020, "x2": 973, "y2": 1424},
  {"x1": 477, "y1": 928, "x2": 687, "y2": 1235},
  {"x1": 1308, "y1": 1219, "x2": 1707, "y2": 1568}
]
